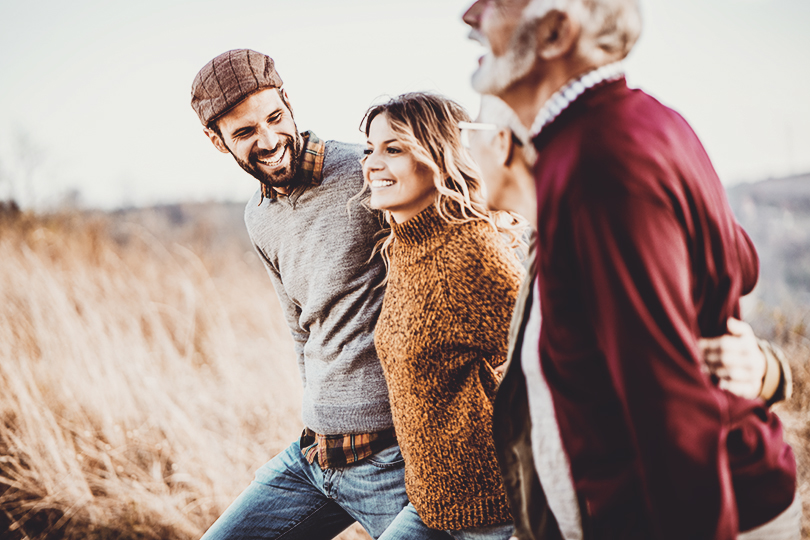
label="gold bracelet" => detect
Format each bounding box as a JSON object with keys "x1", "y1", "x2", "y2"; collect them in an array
[{"x1": 757, "y1": 339, "x2": 784, "y2": 403}]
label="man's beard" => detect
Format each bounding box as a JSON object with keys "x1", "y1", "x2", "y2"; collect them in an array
[
  {"x1": 232, "y1": 132, "x2": 303, "y2": 191},
  {"x1": 470, "y1": 18, "x2": 540, "y2": 97}
]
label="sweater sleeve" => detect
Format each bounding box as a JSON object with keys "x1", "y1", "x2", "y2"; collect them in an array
[
  {"x1": 252, "y1": 242, "x2": 308, "y2": 374},
  {"x1": 570, "y1": 193, "x2": 737, "y2": 540},
  {"x1": 734, "y1": 223, "x2": 759, "y2": 296},
  {"x1": 436, "y1": 227, "x2": 524, "y2": 366}
]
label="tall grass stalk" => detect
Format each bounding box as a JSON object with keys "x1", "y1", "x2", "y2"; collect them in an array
[{"x1": 0, "y1": 208, "x2": 313, "y2": 539}]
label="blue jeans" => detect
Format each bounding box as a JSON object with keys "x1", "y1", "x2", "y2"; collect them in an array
[
  {"x1": 378, "y1": 503, "x2": 513, "y2": 540},
  {"x1": 200, "y1": 440, "x2": 451, "y2": 540}
]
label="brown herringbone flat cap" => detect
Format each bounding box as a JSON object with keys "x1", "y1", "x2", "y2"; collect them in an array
[{"x1": 191, "y1": 49, "x2": 284, "y2": 126}]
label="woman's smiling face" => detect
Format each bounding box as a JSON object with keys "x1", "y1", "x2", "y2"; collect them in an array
[{"x1": 363, "y1": 114, "x2": 437, "y2": 224}]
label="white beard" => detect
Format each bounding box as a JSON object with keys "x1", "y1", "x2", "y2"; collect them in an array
[{"x1": 470, "y1": 18, "x2": 541, "y2": 97}]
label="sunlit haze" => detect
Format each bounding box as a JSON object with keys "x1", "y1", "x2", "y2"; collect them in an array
[{"x1": 0, "y1": 0, "x2": 808, "y2": 209}]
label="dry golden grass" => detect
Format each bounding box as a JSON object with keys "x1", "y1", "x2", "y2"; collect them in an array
[
  {"x1": 0, "y1": 206, "x2": 374, "y2": 539},
  {"x1": 764, "y1": 309, "x2": 810, "y2": 538},
  {"x1": 0, "y1": 205, "x2": 806, "y2": 539}
]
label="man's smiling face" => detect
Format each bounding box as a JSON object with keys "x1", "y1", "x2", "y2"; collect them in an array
[{"x1": 207, "y1": 88, "x2": 302, "y2": 193}]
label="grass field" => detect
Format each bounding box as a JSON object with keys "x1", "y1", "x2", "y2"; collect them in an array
[
  {"x1": 0, "y1": 204, "x2": 806, "y2": 539},
  {"x1": 768, "y1": 310, "x2": 810, "y2": 538}
]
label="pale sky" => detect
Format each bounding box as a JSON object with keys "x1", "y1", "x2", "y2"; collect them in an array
[{"x1": 0, "y1": 0, "x2": 808, "y2": 209}]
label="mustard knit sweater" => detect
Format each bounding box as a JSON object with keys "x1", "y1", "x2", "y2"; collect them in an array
[{"x1": 374, "y1": 205, "x2": 524, "y2": 530}]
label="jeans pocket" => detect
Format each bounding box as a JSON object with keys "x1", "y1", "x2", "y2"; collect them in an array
[{"x1": 366, "y1": 443, "x2": 405, "y2": 469}]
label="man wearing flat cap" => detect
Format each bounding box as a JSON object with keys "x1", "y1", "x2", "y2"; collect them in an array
[{"x1": 190, "y1": 49, "x2": 449, "y2": 540}]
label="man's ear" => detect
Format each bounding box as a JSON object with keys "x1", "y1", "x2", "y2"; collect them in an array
[
  {"x1": 204, "y1": 127, "x2": 230, "y2": 154},
  {"x1": 492, "y1": 128, "x2": 515, "y2": 167},
  {"x1": 280, "y1": 88, "x2": 294, "y2": 116},
  {"x1": 537, "y1": 10, "x2": 580, "y2": 60}
]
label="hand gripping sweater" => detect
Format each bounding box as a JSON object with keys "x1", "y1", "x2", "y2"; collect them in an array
[{"x1": 374, "y1": 204, "x2": 523, "y2": 530}]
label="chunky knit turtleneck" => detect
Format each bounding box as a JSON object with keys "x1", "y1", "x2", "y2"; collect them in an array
[
  {"x1": 390, "y1": 203, "x2": 448, "y2": 246},
  {"x1": 375, "y1": 204, "x2": 524, "y2": 530}
]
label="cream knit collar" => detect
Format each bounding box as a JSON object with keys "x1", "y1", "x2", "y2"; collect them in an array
[{"x1": 530, "y1": 61, "x2": 625, "y2": 138}]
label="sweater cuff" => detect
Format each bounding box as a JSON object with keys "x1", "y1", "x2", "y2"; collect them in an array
[{"x1": 757, "y1": 339, "x2": 792, "y2": 406}]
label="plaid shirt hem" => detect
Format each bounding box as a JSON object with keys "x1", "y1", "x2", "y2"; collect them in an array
[
  {"x1": 260, "y1": 130, "x2": 325, "y2": 202},
  {"x1": 300, "y1": 427, "x2": 397, "y2": 470}
]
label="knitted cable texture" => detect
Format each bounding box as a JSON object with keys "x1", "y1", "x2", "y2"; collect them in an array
[{"x1": 374, "y1": 204, "x2": 524, "y2": 530}]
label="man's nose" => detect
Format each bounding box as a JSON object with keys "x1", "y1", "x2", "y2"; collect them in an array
[
  {"x1": 462, "y1": 0, "x2": 483, "y2": 27},
  {"x1": 256, "y1": 125, "x2": 280, "y2": 150}
]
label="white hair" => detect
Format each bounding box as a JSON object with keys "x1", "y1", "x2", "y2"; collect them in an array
[
  {"x1": 523, "y1": 0, "x2": 642, "y2": 61},
  {"x1": 476, "y1": 96, "x2": 538, "y2": 165}
]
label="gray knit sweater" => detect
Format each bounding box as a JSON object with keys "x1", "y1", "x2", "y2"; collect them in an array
[{"x1": 244, "y1": 140, "x2": 392, "y2": 435}]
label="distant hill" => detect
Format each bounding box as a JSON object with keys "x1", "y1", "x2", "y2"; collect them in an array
[
  {"x1": 104, "y1": 173, "x2": 810, "y2": 314},
  {"x1": 727, "y1": 172, "x2": 810, "y2": 309},
  {"x1": 109, "y1": 200, "x2": 254, "y2": 254},
  {"x1": 728, "y1": 172, "x2": 810, "y2": 213}
]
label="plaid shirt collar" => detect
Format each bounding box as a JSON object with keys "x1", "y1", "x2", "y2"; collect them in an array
[
  {"x1": 530, "y1": 61, "x2": 625, "y2": 139},
  {"x1": 259, "y1": 130, "x2": 325, "y2": 204}
]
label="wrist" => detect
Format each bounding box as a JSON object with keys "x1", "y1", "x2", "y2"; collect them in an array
[{"x1": 757, "y1": 339, "x2": 791, "y2": 405}]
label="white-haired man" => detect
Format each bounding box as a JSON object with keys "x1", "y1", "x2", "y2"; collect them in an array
[
  {"x1": 465, "y1": 96, "x2": 798, "y2": 540},
  {"x1": 463, "y1": 2, "x2": 798, "y2": 539}
]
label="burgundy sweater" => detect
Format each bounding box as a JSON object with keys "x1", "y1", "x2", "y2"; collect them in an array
[{"x1": 532, "y1": 79, "x2": 795, "y2": 539}]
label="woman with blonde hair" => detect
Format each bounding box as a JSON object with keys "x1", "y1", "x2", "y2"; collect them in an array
[{"x1": 359, "y1": 92, "x2": 525, "y2": 540}]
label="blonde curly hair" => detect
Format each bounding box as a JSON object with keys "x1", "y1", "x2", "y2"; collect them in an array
[{"x1": 353, "y1": 92, "x2": 527, "y2": 277}]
